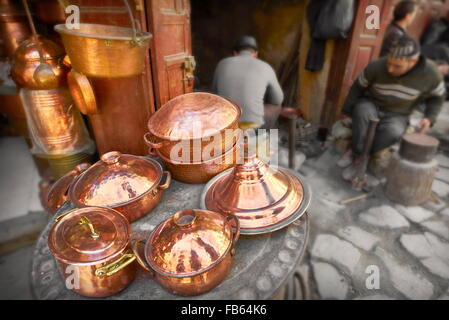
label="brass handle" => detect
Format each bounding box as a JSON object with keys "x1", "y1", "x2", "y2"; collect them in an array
[
  {"x1": 79, "y1": 216, "x2": 100, "y2": 239},
  {"x1": 54, "y1": 208, "x2": 77, "y2": 222},
  {"x1": 95, "y1": 251, "x2": 136, "y2": 277},
  {"x1": 225, "y1": 215, "x2": 240, "y2": 256},
  {"x1": 158, "y1": 171, "x2": 171, "y2": 190}
]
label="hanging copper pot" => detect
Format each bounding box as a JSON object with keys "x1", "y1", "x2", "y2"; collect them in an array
[
  {"x1": 144, "y1": 92, "x2": 241, "y2": 162},
  {"x1": 46, "y1": 151, "x2": 171, "y2": 222},
  {"x1": 48, "y1": 207, "x2": 137, "y2": 298},
  {"x1": 131, "y1": 209, "x2": 240, "y2": 296},
  {"x1": 200, "y1": 151, "x2": 312, "y2": 235}
]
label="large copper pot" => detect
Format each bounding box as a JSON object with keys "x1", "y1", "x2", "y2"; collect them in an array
[
  {"x1": 54, "y1": 23, "x2": 152, "y2": 78},
  {"x1": 11, "y1": 34, "x2": 68, "y2": 90},
  {"x1": 144, "y1": 92, "x2": 241, "y2": 162},
  {"x1": 157, "y1": 132, "x2": 243, "y2": 184},
  {"x1": 48, "y1": 207, "x2": 137, "y2": 298},
  {"x1": 46, "y1": 151, "x2": 171, "y2": 221},
  {"x1": 131, "y1": 209, "x2": 240, "y2": 296}
]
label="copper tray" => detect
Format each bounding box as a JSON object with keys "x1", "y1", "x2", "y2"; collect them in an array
[{"x1": 200, "y1": 167, "x2": 312, "y2": 235}]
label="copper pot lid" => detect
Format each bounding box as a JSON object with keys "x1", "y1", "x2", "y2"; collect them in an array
[
  {"x1": 48, "y1": 207, "x2": 130, "y2": 264},
  {"x1": 145, "y1": 209, "x2": 238, "y2": 277},
  {"x1": 200, "y1": 154, "x2": 312, "y2": 235},
  {"x1": 69, "y1": 151, "x2": 163, "y2": 208},
  {"x1": 147, "y1": 92, "x2": 241, "y2": 140},
  {"x1": 46, "y1": 163, "x2": 91, "y2": 215}
]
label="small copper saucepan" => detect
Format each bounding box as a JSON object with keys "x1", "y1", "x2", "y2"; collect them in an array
[
  {"x1": 48, "y1": 207, "x2": 137, "y2": 298},
  {"x1": 131, "y1": 209, "x2": 240, "y2": 296},
  {"x1": 46, "y1": 151, "x2": 171, "y2": 222}
]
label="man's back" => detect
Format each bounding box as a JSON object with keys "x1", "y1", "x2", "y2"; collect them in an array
[{"x1": 212, "y1": 50, "x2": 283, "y2": 126}]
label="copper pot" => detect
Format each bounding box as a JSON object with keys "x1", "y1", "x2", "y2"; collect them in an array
[
  {"x1": 35, "y1": 0, "x2": 66, "y2": 24},
  {"x1": 11, "y1": 34, "x2": 68, "y2": 90},
  {"x1": 144, "y1": 92, "x2": 241, "y2": 162},
  {"x1": 157, "y1": 132, "x2": 243, "y2": 184},
  {"x1": 48, "y1": 207, "x2": 137, "y2": 298},
  {"x1": 46, "y1": 151, "x2": 171, "y2": 222},
  {"x1": 131, "y1": 209, "x2": 240, "y2": 296}
]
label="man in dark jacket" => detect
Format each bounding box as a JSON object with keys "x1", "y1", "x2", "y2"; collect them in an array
[
  {"x1": 380, "y1": 0, "x2": 417, "y2": 57},
  {"x1": 340, "y1": 35, "x2": 445, "y2": 181}
]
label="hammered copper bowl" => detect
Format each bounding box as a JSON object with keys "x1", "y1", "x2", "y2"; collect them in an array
[
  {"x1": 156, "y1": 132, "x2": 243, "y2": 184},
  {"x1": 144, "y1": 92, "x2": 241, "y2": 162},
  {"x1": 48, "y1": 207, "x2": 137, "y2": 298},
  {"x1": 68, "y1": 151, "x2": 171, "y2": 222},
  {"x1": 131, "y1": 209, "x2": 240, "y2": 296}
]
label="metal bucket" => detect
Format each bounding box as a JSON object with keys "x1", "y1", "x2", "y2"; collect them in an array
[{"x1": 54, "y1": 0, "x2": 152, "y2": 79}]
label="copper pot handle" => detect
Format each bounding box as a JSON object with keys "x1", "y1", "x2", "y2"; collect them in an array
[
  {"x1": 95, "y1": 251, "x2": 136, "y2": 277},
  {"x1": 143, "y1": 132, "x2": 168, "y2": 149},
  {"x1": 67, "y1": 69, "x2": 98, "y2": 115},
  {"x1": 158, "y1": 171, "x2": 171, "y2": 190},
  {"x1": 225, "y1": 215, "x2": 240, "y2": 256},
  {"x1": 130, "y1": 238, "x2": 155, "y2": 277}
]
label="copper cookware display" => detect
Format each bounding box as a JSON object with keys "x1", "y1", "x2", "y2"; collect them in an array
[
  {"x1": 200, "y1": 151, "x2": 312, "y2": 235},
  {"x1": 46, "y1": 151, "x2": 171, "y2": 222},
  {"x1": 131, "y1": 209, "x2": 240, "y2": 296},
  {"x1": 145, "y1": 92, "x2": 241, "y2": 162},
  {"x1": 48, "y1": 207, "x2": 137, "y2": 298}
]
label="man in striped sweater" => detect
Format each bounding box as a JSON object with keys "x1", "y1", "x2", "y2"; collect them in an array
[{"x1": 339, "y1": 35, "x2": 446, "y2": 181}]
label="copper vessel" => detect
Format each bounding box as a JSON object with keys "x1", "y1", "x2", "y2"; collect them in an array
[
  {"x1": 200, "y1": 151, "x2": 312, "y2": 235},
  {"x1": 48, "y1": 207, "x2": 137, "y2": 298},
  {"x1": 131, "y1": 209, "x2": 240, "y2": 296},
  {"x1": 47, "y1": 151, "x2": 171, "y2": 222},
  {"x1": 0, "y1": 0, "x2": 31, "y2": 58},
  {"x1": 44, "y1": 163, "x2": 90, "y2": 214},
  {"x1": 54, "y1": 23, "x2": 152, "y2": 78},
  {"x1": 144, "y1": 92, "x2": 241, "y2": 162},
  {"x1": 20, "y1": 88, "x2": 92, "y2": 154},
  {"x1": 11, "y1": 34, "x2": 68, "y2": 90},
  {"x1": 157, "y1": 132, "x2": 243, "y2": 184}
]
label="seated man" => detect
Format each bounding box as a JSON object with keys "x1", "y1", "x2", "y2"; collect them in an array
[
  {"x1": 212, "y1": 36, "x2": 284, "y2": 130},
  {"x1": 340, "y1": 35, "x2": 446, "y2": 181}
]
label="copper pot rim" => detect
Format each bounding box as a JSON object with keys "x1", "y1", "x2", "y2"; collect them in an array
[
  {"x1": 147, "y1": 92, "x2": 242, "y2": 141},
  {"x1": 155, "y1": 131, "x2": 243, "y2": 165},
  {"x1": 200, "y1": 167, "x2": 312, "y2": 235},
  {"x1": 48, "y1": 207, "x2": 131, "y2": 265},
  {"x1": 54, "y1": 23, "x2": 152, "y2": 42},
  {"x1": 143, "y1": 209, "x2": 235, "y2": 278},
  {"x1": 69, "y1": 155, "x2": 165, "y2": 209}
]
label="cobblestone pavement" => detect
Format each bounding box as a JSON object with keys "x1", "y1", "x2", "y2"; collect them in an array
[{"x1": 296, "y1": 147, "x2": 449, "y2": 300}]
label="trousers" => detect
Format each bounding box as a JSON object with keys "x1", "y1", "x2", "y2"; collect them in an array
[{"x1": 351, "y1": 99, "x2": 409, "y2": 157}]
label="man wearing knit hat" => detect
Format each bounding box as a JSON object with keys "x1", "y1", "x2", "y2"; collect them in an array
[{"x1": 339, "y1": 35, "x2": 446, "y2": 181}]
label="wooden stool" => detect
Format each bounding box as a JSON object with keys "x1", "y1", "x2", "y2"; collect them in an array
[{"x1": 385, "y1": 133, "x2": 439, "y2": 206}]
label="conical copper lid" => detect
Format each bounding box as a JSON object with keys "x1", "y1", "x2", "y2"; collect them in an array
[
  {"x1": 48, "y1": 207, "x2": 130, "y2": 264},
  {"x1": 201, "y1": 154, "x2": 311, "y2": 234},
  {"x1": 145, "y1": 209, "x2": 239, "y2": 277},
  {"x1": 69, "y1": 151, "x2": 163, "y2": 208}
]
